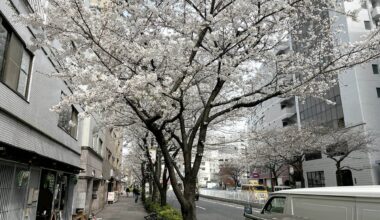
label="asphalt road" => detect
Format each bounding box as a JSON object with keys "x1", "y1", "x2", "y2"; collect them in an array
[{"x1": 167, "y1": 190, "x2": 261, "y2": 220}]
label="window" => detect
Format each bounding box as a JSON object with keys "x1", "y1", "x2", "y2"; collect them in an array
[
  {"x1": 58, "y1": 93, "x2": 79, "y2": 138},
  {"x1": 307, "y1": 171, "x2": 325, "y2": 187},
  {"x1": 373, "y1": 64, "x2": 379, "y2": 74},
  {"x1": 263, "y1": 197, "x2": 286, "y2": 214},
  {"x1": 326, "y1": 141, "x2": 348, "y2": 157},
  {"x1": 0, "y1": 17, "x2": 33, "y2": 98},
  {"x1": 98, "y1": 138, "x2": 103, "y2": 155},
  {"x1": 305, "y1": 151, "x2": 322, "y2": 161},
  {"x1": 364, "y1": 21, "x2": 371, "y2": 30},
  {"x1": 377, "y1": 88, "x2": 380, "y2": 97}
]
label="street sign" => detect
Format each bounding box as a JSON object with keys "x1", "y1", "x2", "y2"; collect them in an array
[{"x1": 251, "y1": 173, "x2": 260, "y2": 178}]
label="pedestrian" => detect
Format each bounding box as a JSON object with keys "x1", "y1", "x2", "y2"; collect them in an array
[
  {"x1": 126, "y1": 187, "x2": 130, "y2": 197},
  {"x1": 133, "y1": 186, "x2": 140, "y2": 203}
]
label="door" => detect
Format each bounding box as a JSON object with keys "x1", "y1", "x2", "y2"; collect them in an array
[
  {"x1": 36, "y1": 170, "x2": 56, "y2": 220},
  {"x1": 336, "y1": 170, "x2": 353, "y2": 186}
]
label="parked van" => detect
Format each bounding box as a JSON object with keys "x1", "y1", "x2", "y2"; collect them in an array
[
  {"x1": 273, "y1": 186, "x2": 292, "y2": 192},
  {"x1": 244, "y1": 186, "x2": 380, "y2": 220},
  {"x1": 241, "y1": 184, "x2": 269, "y2": 204}
]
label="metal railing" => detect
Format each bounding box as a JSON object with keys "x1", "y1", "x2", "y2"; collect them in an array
[{"x1": 199, "y1": 189, "x2": 267, "y2": 204}]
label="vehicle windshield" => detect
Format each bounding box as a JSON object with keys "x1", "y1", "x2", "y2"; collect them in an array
[{"x1": 254, "y1": 186, "x2": 266, "y2": 191}]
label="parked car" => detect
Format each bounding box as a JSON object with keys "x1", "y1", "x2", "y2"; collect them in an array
[
  {"x1": 241, "y1": 184, "x2": 269, "y2": 204},
  {"x1": 244, "y1": 185, "x2": 380, "y2": 220}
]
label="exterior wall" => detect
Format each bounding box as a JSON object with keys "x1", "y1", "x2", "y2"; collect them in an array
[
  {"x1": 0, "y1": 1, "x2": 81, "y2": 220},
  {"x1": 0, "y1": 0, "x2": 81, "y2": 166},
  {"x1": 303, "y1": 0, "x2": 380, "y2": 186}
]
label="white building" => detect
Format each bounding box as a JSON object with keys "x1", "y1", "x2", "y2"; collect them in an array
[{"x1": 302, "y1": 0, "x2": 380, "y2": 187}]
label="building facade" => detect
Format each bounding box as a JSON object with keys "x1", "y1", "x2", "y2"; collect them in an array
[
  {"x1": 302, "y1": 0, "x2": 380, "y2": 187},
  {"x1": 247, "y1": 0, "x2": 380, "y2": 188},
  {"x1": 0, "y1": 1, "x2": 81, "y2": 220},
  {"x1": 74, "y1": 115, "x2": 124, "y2": 217}
]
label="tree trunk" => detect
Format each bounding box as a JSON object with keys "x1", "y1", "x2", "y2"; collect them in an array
[
  {"x1": 149, "y1": 177, "x2": 153, "y2": 197},
  {"x1": 182, "y1": 180, "x2": 197, "y2": 220},
  {"x1": 141, "y1": 162, "x2": 146, "y2": 202},
  {"x1": 160, "y1": 167, "x2": 169, "y2": 206}
]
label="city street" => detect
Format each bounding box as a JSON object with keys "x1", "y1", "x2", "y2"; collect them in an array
[{"x1": 167, "y1": 191, "x2": 261, "y2": 220}]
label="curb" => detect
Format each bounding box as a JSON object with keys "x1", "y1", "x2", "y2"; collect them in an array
[{"x1": 199, "y1": 194, "x2": 263, "y2": 209}]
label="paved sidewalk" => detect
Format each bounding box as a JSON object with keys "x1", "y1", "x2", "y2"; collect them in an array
[{"x1": 97, "y1": 196, "x2": 147, "y2": 220}]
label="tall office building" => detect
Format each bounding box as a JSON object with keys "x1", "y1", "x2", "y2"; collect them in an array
[{"x1": 302, "y1": 0, "x2": 380, "y2": 187}]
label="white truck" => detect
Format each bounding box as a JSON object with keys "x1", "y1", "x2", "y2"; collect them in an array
[{"x1": 244, "y1": 185, "x2": 380, "y2": 220}]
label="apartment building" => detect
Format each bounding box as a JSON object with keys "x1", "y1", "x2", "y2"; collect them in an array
[
  {"x1": 0, "y1": 1, "x2": 81, "y2": 219},
  {"x1": 247, "y1": 0, "x2": 380, "y2": 188},
  {"x1": 302, "y1": 0, "x2": 380, "y2": 187},
  {"x1": 75, "y1": 117, "x2": 123, "y2": 217}
]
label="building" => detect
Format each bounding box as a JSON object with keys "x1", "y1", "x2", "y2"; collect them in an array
[
  {"x1": 75, "y1": 118, "x2": 124, "y2": 216},
  {"x1": 75, "y1": 116, "x2": 105, "y2": 216},
  {"x1": 0, "y1": 0, "x2": 82, "y2": 219},
  {"x1": 247, "y1": 0, "x2": 380, "y2": 188},
  {"x1": 301, "y1": 0, "x2": 380, "y2": 187},
  {"x1": 247, "y1": 96, "x2": 296, "y2": 188}
]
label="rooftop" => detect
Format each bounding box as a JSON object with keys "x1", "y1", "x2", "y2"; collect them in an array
[{"x1": 273, "y1": 185, "x2": 380, "y2": 198}]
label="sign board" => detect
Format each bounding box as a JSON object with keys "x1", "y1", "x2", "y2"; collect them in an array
[
  {"x1": 108, "y1": 192, "x2": 115, "y2": 202},
  {"x1": 251, "y1": 172, "x2": 260, "y2": 178}
]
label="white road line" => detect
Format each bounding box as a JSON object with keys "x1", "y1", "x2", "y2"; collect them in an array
[
  {"x1": 196, "y1": 205, "x2": 206, "y2": 210},
  {"x1": 200, "y1": 198, "x2": 243, "y2": 209},
  {"x1": 200, "y1": 198, "x2": 262, "y2": 213}
]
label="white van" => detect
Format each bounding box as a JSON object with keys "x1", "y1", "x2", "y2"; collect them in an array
[{"x1": 244, "y1": 186, "x2": 380, "y2": 220}]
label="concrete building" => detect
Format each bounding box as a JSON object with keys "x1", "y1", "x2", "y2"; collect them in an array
[
  {"x1": 247, "y1": 97, "x2": 296, "y2": 188},
  {"x1": 0, "y1": 1, "x2": 81, "y2": 219},
  {"x1": 75, "y1": 116, "x2": 105, "y2": 217},
  {"x1": 75, "y1": 115, "x2": 124, "y2": 217},
  {"x1": 247, "y1": 0, "x2": 380, "y2": 188},
  {"x1": 302, "y1": 0, "x2": 380, "y2": 187}
]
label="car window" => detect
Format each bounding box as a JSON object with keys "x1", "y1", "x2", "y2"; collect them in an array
[
  {"x1": 254, "y1": 186, "x2": 266, "y2": 191},
  {"x1": 263, "y1": 197, "x2": 286, "y2": 214}
]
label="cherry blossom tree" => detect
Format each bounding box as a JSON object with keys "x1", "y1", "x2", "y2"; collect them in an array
[
  {"x1": 219, "y1": 161, "x2": 246, "y2": 189},
  {"x1": 24, "y1": 0, "x2": 380, "y2": 219},
  {"x1": 248, "y1": 125, "x2": 323, "y2": 188},
  {"x1": 319, "y1": 126, "x2": 375, "y2": 186}
]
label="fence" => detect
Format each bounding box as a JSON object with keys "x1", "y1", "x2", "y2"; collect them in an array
[{"x1": 199, "y1": 188, "x2": 267, "y2": 205}]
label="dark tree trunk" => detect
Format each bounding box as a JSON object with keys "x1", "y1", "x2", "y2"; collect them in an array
[
  {"x1": 182, "y1": 180, "x2": 197, "y2": 220},
  {"x1": 141, "y1": 162, "x2": 146, "y2": 202},
  {"x1": 160, "y1": 167, "x2": 169, "y2": 206}
]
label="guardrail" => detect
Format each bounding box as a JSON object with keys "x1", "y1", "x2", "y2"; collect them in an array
[{"x1": 199, "y1": 189, "x2": 267, "y2": 206}]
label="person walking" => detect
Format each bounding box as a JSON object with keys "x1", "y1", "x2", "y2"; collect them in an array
[
  {"x1": 133, "y1": 186, "x2": 140, "y2": 203},
  {"x1": 126, "y1": 187, "x2": 130, "y2": 197}
]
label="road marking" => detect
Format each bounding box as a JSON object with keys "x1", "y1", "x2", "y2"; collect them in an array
[
  {"x1": 196, "y1": 205, "x2": 206, "y2": 210},
  {"x1": 200, "y1": 198, "x2": 243, "y2": 209},
  {"x1": 200, "y1": 198, "x2": 261, "y2": 213}
]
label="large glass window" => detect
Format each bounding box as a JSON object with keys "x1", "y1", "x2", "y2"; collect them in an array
[
  {"x1": 0, "y1": 17, "x2": 33, "y2": 98},
  {"x1": 305, "y1": 151, "x2": 322, "y2": 161},
  {"x1": 0, "y1": 21, "x2": 8, "y2": 74},
  {"x1": 307, "y1": 171, "x2": 325, "y2": 187},
  {"x1": 373, "y1": 64, "x2": 379, "y2": 74},
  {"x1": 58, "y1": 93, "x2": 79, "y2": 138}
]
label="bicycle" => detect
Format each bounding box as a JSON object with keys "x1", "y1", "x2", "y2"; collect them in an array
[{"x1": 144, "y1": 212, "x2": 161, "y2": 220}]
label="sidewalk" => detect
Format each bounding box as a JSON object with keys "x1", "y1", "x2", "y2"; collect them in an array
[{"x1": 96, "y1": 196, "x2": 147, "y2": 220}]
